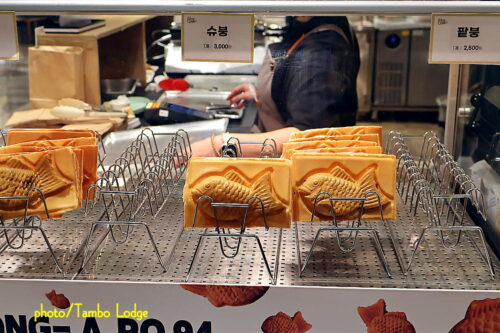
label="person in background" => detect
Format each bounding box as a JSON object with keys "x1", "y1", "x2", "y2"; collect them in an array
[{"x1": 191, "y1": 15, "x2": 360, "y2": 157}]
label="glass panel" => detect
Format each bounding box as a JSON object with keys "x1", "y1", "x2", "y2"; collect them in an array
[{"x1": 0, "y1": 13, "x2": 498, "y2": 291}]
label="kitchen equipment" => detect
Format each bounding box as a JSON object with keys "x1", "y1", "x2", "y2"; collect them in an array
[
  {"x1": 205, "y1": 104, "x2": 244, "y2": 119},
  {"x1": 101, "y1": 118, "x2": 228, "y2": 165},
  {"x1": 373, "y1": 28, "x2": 448, "y2": 110},
  {"x1": 128, "y1": 96, "x2": 151, "y2": 115},
  {"x1": 101, "y1": 78, "x2": 138, "y2": 96}
]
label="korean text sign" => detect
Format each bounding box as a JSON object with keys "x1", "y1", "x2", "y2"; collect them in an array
[
  {"x1": 182, "y1": 13, "x2": 254, "y2": 63},
  {"x1": 430, "y1": 14, "x2": 500, "y2": 64}
]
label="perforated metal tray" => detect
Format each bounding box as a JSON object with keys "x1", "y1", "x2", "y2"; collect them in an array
[{"x1": 0, "y1": 181, "x2": 498, "y2": 290}]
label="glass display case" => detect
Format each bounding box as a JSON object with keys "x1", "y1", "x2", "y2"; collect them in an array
[{"x1": 0, "y1": 2, "x2": 498, "y2": 332}]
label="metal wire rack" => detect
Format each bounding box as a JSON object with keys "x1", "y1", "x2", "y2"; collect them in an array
[
  {"x1": 182, "y1": 138, "x2": 283, "y2": 285},
  {"x1": 386, "y1": 131, "x2": 494, "y2": 278},
  {"x1": 0, "y1": 128, "x2": 498, "y2": 290},
  {"x1": 74, "y1": 128, "x2": 191, "y2": 277}
]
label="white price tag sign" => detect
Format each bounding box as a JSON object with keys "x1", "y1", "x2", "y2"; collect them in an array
[
  {"x1": 0, "y1": 12, "x2": 19, "y2": 60},
  {"x1": 429, "y1": 14, "x2": 500, "y2": 64},
  {"x1": 182, "y1": 13, "x2": 254, "y2": 63}
]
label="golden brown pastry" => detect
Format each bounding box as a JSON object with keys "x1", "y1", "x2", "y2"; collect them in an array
[
  {"x1": 181, "y1": 284, "x2": 269, "y2": 307},
  {"x1": 0, "y1": 145, "x2": 85, "y2": 205},
  {"x1": 358, "y1": 299, "x2": 416, "y2": 333},
  {"x1": 6, "y1": 128, "x2": 96, "y2": 145},
  {"x1": 184, "y1": 158, "x2": 290, "y2": 228},
  {"x1": 289, "y1": 133, "x2": 380, "y2": 145},
  {"x1": 261, "y1": 311, "x2": 312, "y2": 333},
  {"x1": 292, "y1": 153, "x2": 397, "y2": 221},
  {"x1": 8, "y1": 138, "x2": 98, "y2": 200},
  {"x1": 281, "y1": 146, "x2": 383, "y2": 159},
  {"x1": 449, "y1": 298, "x2": 500, "y2": 333},
  {"x1": 282, "y1": 140, "x2": 378, "y2": 158},
  {"x1": 290, "y1": 125, "x2": 383, "y2": 144},
  {"x1": 0, "y1": 149, "x2": 80, "y2": 219}
]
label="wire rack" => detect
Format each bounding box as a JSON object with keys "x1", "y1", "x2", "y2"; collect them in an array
[{"x1": 0, "y1": 129, "x2": 498, "y2": 290}]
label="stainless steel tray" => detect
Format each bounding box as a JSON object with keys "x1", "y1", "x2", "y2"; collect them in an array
[
  {"x1": 0, "y1": 181, "x2": 498, "y2": 290},
  {"x1": 158, "y1": 90, "x2": 244, "y2": 119},
  {"x1": 101, "y1": 118, "x2": 228, "y2": 166}
]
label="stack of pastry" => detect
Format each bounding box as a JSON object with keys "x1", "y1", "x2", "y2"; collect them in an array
[
  {"x1": 0, "y1": 129, "x2": 99, "y2": 220},
  {"x1": 183, "y1": 126, "x2": 397, "y2": 228},
  {"x1": 288, "y1": 126, "x2": 397, "y2": 222}
]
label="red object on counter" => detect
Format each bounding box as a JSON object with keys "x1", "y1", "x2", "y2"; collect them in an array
[
  {"x1": 172, "y1": 79, "x2": 190, "y2": 91},
  {"x1": 159, "y1": 78, "x2": 174, "y2": 91},
  {"x1": 159, "y1": 78, "x2": 190, "y2": 91}
]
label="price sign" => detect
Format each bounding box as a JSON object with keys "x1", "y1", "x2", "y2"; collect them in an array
[
  {"x1": 0, "y1": 12, "x2": 19, "y2": 60},
  {"x1": 429, "y1": 14, "x2": 500, "y2": 64},
  {"x1": 182, "y1": 13, "x2": 254, "y2": 63}
]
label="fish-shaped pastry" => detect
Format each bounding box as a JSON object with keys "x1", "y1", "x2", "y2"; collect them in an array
[
  {"x1": 290, "y1": 125, "x2": 383, "y2": 143},
  {"x1": 261, "y1": 311, "x2": 312, "y2": 333},
  {"x1": 0, "y1": 158, "x2": 72, "y2": 209},
  {"x1": 297, "y1": 165, "x2": 388, "y2": 218},
  {"x1": 449, "y1": 298, "x2": 500, "y2": 333},
  {"x1": 191, "y1": 169, "x2": 285, "y2": 221},
  {"x1": 358, "y1": 299, "x2": 416, "y2": 333},
  {"x1": 45, "y1": 290, "x2": 70, "y2": 309},
  {"x1": 180, "y1": 284, "x2": 269, "y2": 307}
]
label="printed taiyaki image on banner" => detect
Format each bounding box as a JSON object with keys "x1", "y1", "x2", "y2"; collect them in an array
[
  {"x1": 261, "y1": 311, "x2": 312, "y2": 333},
  {"x1": 180, "y1": 284, "x2": 269, "y2": 307},
  {"x1": 449, "y1": 298, "x2": 500, "y2": 333},
  {"x1": 357, "y1": 299, "x2": 416, "y2": 333},
  {"x1": 282, "y1": 146, "x2": 383, "y2": 160},
  {"x1": 291, "y1": 153, "x2": 397, "y2": 221},
  {"x1": 183, "y1": 157, "x2": 291, "y2": 228},
  {"x1": 0, "y1": 148, "x2": 80, "y2": 220},
  {"x1": 281, "y1": 140, "x2": 379, "y2": 158},
  {"x1": 290, "y1": 125, "x2": 383, "y2": 144},
  {"x1": 289, "y1": 133, "x2": 381, "y2": 145}
]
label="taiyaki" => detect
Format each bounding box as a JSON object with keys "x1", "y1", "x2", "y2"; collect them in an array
[
  {"x1": 298, "y1": 165, "x2": 388, "y2": 218},
  {"x1": 282, "y1": 146, "x2": 383, "y2": 159},
  {"x1": 0, "y1": 158, "x2": 72, "y2": 209},
  {"x1": 290, "y1": 125, "x2": 382, "y2": 141},
  {"x1": 45, "y1": 290, "x2": 70, "y2": 309},
  {"x1": 180, "y1": 284, "x2": 269, "y2": 307},
  {"x1": 449, "y1": 298, "x2": 500, "y2": 333},
  {"x1": 191, "y1": 169, "x2": 285, "y2": 221},
  {"x1": 261, "y1": 311, "x2": 312, "y2": 333},
  {"x1": 358, "y1": 299, "x2": 416, "y2": 333},
  {"x1": 289, "y1": 134, "x2": 380, "y2": 144}
]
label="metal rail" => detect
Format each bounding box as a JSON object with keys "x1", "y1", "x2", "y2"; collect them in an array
[{"x1": 2, "y1": 1, "x2": 500, "y2": 15}]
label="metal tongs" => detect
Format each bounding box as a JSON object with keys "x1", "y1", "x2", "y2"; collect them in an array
[{"x1": 205, "y1": 104, "x2": 242, "y2": 119}]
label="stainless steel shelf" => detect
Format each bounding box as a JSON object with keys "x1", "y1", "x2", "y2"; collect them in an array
[
  {"x1": 2, "y1": 1, "x2": 500, "y2": 15},
  {"x1": 0, "y1": 181, "x2": 498, "y2": 290}
]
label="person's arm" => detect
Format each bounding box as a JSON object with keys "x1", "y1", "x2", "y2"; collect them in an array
[{"x1": 190, "y1": 127, "x2": 299, "y2": 157}]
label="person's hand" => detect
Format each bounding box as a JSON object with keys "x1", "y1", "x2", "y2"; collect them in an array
[{"x1": 226, "y1": 83, "x2": 257, "y2": 109}]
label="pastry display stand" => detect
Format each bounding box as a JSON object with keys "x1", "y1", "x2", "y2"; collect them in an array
[
  {"x1": 386, "y1": 131, "x2": 494, "y2": 278},
  {"x1": 185, "y1": 137, "x2": 282, "y2": 285},
  {"x1": 297, "y1": 190, "x2": 394, "y2": 278},
  {"x1": 0, "y1": 127, "x2": 498, "y2": 290},
  {"x1": 74, "y1": 128, "x2": 191, "y2": 278},
  {"x1": 0, "y1": 188, "x2": 65, "y2": 276}
]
